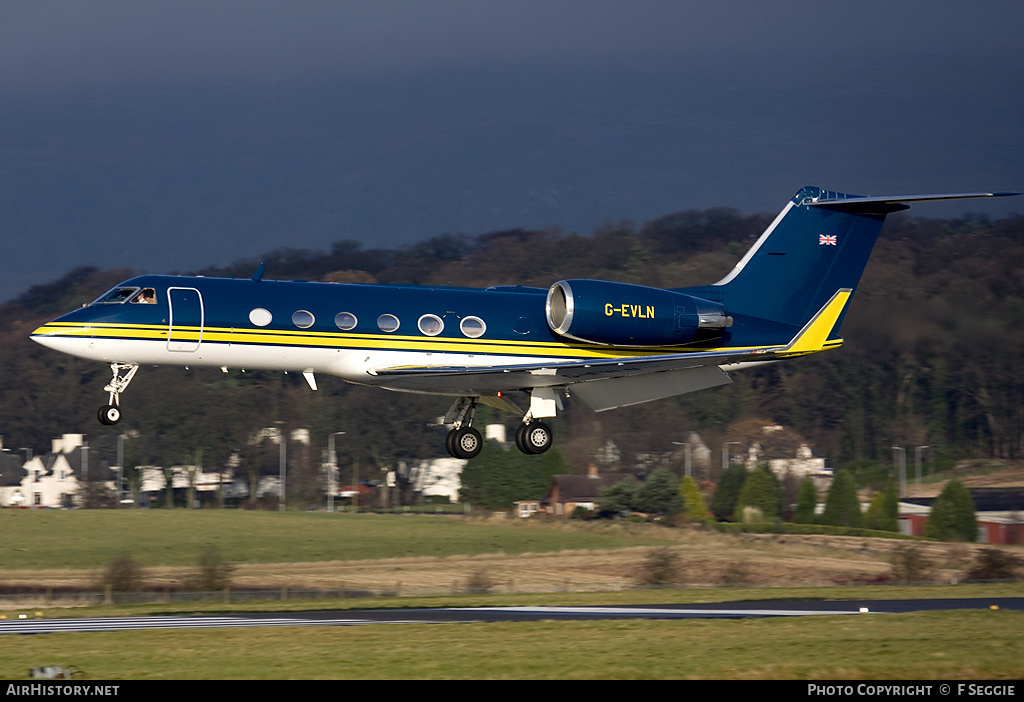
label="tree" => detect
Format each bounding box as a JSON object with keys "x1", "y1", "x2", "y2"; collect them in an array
[
  {"x1": 678, "y1": 476, "x2": 709, "y2": 522},
  {"x1": 821, "y1": 469, "x2": 863, "y2": 528},
  {"x1": 793, "y1": 477, "x2": 818, "y2": 524},
  {"x1": 597, "y1": 477, "x2": 639, "y2": 517},
  {"x1": 866, "y1": 479, "x2": 899, "y2": 531},
  {"x1": 633, "y1": 468, "x2": 683, "y2": 516},
  {"x1": 879, "y1": 478, "x2": 900, "y2": 532},
  {"x1": 458, "y1": 440, "x2": 565, "y2": 511},
  {"x1": 925, "y1": 480, "x2": 977, "y2": 542},
  {"x1": 710, "y1": 464, "x2": 747, "y2": 522},
  {"x1": 735, "y1": 465, "x2": 781, "y2": 522}
]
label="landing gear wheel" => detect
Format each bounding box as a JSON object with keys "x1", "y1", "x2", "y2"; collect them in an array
[
  {"x1": 98, "y1": 404, "x2": 121, "y2": 425},
  {"x1": 447, "y1": 426, "x2": 482, "y2": 459},
  {"x1": 516, "y1": 421, "x2": 553, "y2": 454}
]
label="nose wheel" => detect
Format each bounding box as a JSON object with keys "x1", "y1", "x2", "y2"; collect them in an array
[
  {"x1": 98, "y1": 404, "x2": 121, "y2": 425},
  {"x1": 96, "y1": 363, "x2": 138, "y2": 426}
]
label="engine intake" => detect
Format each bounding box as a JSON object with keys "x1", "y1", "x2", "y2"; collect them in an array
[{"x1": 546, "y1": 279, "x2": 731, "y2": 347}]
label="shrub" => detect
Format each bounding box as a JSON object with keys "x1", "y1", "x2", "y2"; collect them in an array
[
  {"x1": 99, "y1": 554, "x2": 146, "y2": 592},
  {"x1": 636, "y1": 548, "x2": 680, "y2": 587},
  {"x1": 966, "y1": 548, "x2": 1022, "y2": 581},
  {"x1": 195, "y1": 546, "x2": 235, "y2": 590},
  {"x1": 463, "y1": 570, "x2": 495, "y2": 595},
  {"x1": 890, "y1": 544, "x2": 931, "y2": 584}
]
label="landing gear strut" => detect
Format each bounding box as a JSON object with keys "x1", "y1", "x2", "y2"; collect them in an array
[
  {"x1": 443, "y1": 392, "x2": 558, "y2": 459},
  {"x1": 97, "y1": 363, "x2": 138, "y2": 426}
]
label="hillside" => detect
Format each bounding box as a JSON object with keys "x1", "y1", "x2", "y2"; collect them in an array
[{"x1": 1, "y1": 209, "x2": 1023, "y2": 493}]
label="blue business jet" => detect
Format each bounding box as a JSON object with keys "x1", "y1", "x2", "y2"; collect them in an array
[{"x1": 31, "y1": 187, "x2": 1016, "y2": 459}]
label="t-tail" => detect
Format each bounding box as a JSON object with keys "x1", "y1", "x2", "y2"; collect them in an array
[{"x1": 684, "y1": 186, "x2": 1017, "y2": 349}]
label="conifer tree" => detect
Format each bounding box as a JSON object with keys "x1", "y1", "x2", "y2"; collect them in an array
[
  {"x1": 925, "y1": 479, "x2": 977, "y2": 542},
  {"x1": 821, "y1": 469, "x2": 863, "y2": 528},
  {"x1": 735, "y1": 465, "x2": 781, "y2": 522},
  {"x1": 794, "y1": 476, "x2": 817, "y2": 524},
  {"x1": 710, "y1": 463, "x2": 747, "y2": 522}
]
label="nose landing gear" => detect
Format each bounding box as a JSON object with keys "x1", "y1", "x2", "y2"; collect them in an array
[{"x1": 97, "y1": 363, "x2": 138, "y2": 426}]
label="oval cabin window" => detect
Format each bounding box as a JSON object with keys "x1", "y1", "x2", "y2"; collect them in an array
[
  {"x1": 335, "y1": 312, "x2": 357, "y2": 330},
  {"x1": 460, "y1": 316, "x2": 486, "y2": 338},
  {"x1": 377, "y1": 314, "x2": 400, "y2": 332},
  {"x1": 292, "y1": 310, "x2": 315, "y2": 329},
  {"x1": 249, "y1": 308, "x2": 273, "y2": 327},
  {"x1": 418, "y1": 314, "x2": 444, "y2": 336}
]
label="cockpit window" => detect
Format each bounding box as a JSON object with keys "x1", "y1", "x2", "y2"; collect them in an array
[
  {"x1": 130, "y1": 288, "x2": 157, "y2": 304},
  {"x1": 94, "y1": 287, "x2": 141, "y2": 304}
]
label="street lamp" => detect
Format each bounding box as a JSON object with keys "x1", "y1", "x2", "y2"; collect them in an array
[
  {"x1": 327, "y1": 432, "x2": 345, "y2": 512},
  {"x1": 672, "y1": 441, "x2": 692, "y2": 480},
  {"x1": 915, "y1": 446, "x2": 930, "y2": 490},
  {"x1": 722, "y1": 441, "x2": 741, "y2": 475},
  {"x1": 277, "y1": 424, "x2": 287, "y2": 511},
  {"x1": 892, "y1": 446, "x2": 906, "y2": 498}
]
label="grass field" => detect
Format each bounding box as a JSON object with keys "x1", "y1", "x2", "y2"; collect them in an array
[
  {"x1": 0, "y1": 509, "x2": 677, "y2": 570},
  {"x1": 1, "y1": 509, "x2": 1022, "y2": 679},
  {"x1": 1, "y1": 610, "x2": 1020, "y2": 679}
]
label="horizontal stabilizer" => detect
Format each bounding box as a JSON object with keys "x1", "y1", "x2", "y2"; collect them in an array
[{"x1": 801, "y1": 190, "x2": 1018, "y2": 214}]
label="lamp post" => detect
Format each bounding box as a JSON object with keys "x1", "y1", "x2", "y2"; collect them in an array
[
  {"x1": 915, "y1": 445, "x2": 930, "y2": 490},
  {"x1": 327, "y1": 432, "x2": 345, "y2": 513},
  {"x1": 892, "y1": 446, "x2": 906, "y2": 498},
  {"x1": 278, "y1": 425, "x2": 287, "y2": 512},
  {"x1": 672, "y1": 441, "x2": 692, "y2": 479},
  {"x1": 722, "y1": 441, "x2": 741, "y2": 476}
]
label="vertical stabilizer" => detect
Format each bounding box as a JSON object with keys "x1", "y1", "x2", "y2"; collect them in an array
[{"x1": 706, "y1": 186, "x2": 1014, "y2": 331}]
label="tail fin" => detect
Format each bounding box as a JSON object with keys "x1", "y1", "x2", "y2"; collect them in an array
[{"x1": 707, "y1": 186, "x2": 1014, "y2": 329}]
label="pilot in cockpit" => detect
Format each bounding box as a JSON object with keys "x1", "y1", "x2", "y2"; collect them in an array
[{"x1": 131, "y1": 288, "x2": 156, "y2": 304}]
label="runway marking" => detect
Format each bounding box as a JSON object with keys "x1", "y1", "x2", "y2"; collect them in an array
[
  {"x1": 453, "y1": 606, "x2": 867, "y2": 617},
  {"x1": 0, "y1": 615, "x2": 451, "y2": 635}
]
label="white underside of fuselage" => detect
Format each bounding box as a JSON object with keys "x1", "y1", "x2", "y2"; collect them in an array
[{"x1": 31, "y1": 335, "x2": 570, "y2": 393}]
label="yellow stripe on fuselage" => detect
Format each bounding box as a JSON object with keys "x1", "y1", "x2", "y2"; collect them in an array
[{"x1": 31, "y1": 321, "x2": 782, "y2": 361}]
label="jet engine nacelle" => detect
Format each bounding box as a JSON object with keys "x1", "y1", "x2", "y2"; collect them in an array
[{"x1": 546, "y1": 279, "x2": 732, "y2": 347}]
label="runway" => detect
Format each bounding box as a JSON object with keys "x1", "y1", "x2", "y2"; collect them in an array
[{"x1": 2, "y1": 598, "x2": 1020, "y2": 635}]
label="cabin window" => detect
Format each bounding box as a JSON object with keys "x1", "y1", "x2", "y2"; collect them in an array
[
  {"x1": 460, "y1": 316, "x2": 486, "y2": 338},
  {"x1": 417, "y1": 314, "x2": 444, "y2": 336},
  {"x1": 249, "y1": 308, "x2": 273, "y2": 327},
  {"x1": 292, "y1": 310, "x2": 315, "y2": 329},
  {"x1": 377, "y1": 314, "x2": 400, "y2": 332},
  {"x1": 335, "y1": 312, "x2": 357, "y2": 331},
  {"x1": 94, "y1": 287, "x2": 140, "y2": 304}
]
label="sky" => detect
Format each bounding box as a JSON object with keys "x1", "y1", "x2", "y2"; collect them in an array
[{"x1": 1, "y1": 1, "x2": 1022, "y2": 303}]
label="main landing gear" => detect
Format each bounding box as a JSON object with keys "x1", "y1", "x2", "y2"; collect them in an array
[
  {"x1": 443, "y1": 394, "x2": 555, "y2": 460},
  {"x1": 97, "y1": 363, "x2": 138, "y2": 425}
]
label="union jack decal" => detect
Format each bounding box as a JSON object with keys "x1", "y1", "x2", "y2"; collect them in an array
[{"x1": 819, "y1": 234, "x2": 837, "y2": 246}]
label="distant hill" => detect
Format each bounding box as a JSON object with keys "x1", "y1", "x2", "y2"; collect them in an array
[{"x1": 2, "y1": 209, "x2": 1022, "y2": 492}]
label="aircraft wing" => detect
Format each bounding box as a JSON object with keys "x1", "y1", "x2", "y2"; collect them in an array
[
  {"x1": 369, "y1": 346, "x2": 767, "y2": 411},
  {"x1": 371, "y1": 285, "x2": 856, "y2": 410}
]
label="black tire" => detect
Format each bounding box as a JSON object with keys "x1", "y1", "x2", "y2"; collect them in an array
[
  {"x1": 98, "y1": 405, "x2": 121, "y2": 425},
  {"x1": 450, "y1": 426, "x2": 482, "y2": 459},
  {"x1": 445, "y1": 428, "x2": 457, "y2": 458},
  {"x1": 520, "y1": 421, "x2": 553, "y2": 454},
  {"x1": 515, "y1": 422, "x2": 530, "y2": 454}
]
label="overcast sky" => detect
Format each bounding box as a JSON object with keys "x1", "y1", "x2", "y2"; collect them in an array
[{"x1": 1, "y1": 1, "x2": 1021, "y2": 302}]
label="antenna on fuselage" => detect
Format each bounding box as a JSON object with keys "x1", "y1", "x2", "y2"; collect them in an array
[{"x1": 251, "y1": 262, "x2": 266, "y2": 282}]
